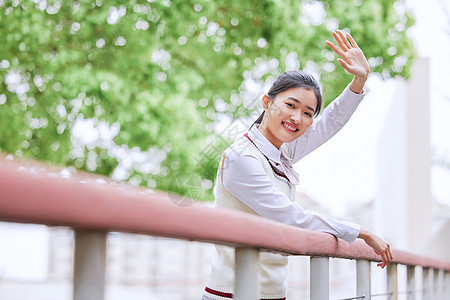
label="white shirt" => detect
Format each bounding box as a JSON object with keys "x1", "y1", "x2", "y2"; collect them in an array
[{"x1": 221, "y1": 85, "x2": 364, "y2": 243}]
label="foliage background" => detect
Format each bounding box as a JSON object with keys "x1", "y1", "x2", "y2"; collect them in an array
[{"x1": 0, "y1": 0, "x2": 415, "y2": 201}]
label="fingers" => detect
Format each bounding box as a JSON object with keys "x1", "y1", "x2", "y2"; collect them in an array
[
  {"x1": 376, "y1": 246, "x2": 388, "y2": 269},
  {"x1": 337, "y1": 30, "x2": 352, "y2": 49},
  {"x1": 332, "y1": 30, "x2": 353, "y2": 53},
  {"x1": 346, "y1": 32, "x2": 359, "y2": 48},
  {"x1": 326, "y1": 30, "x2": 355, "y2": 57},
  {"x1": 376, "y1": 243, "x2": 394, "y2": 269},
  {"x1": 387, "y1": 244, "x2": 394, "y2": 261},
  {"x1": 326, "y1": 40, "x2": 345, "y2": 57},
  {"x1": 332, "y1": 31, "x2": 348, "y2": 52}
]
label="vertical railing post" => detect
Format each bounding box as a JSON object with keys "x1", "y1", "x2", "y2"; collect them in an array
[
  {"x1": 433, "y1": 268, "x2": 441, "y2": 300},
  {"x1": 422, "y1": 267, "x2": 431, "y2": 300},
  {"x1": 445, "y1": 271, "x2": 450, "y2": 299},
  {"x1": 441, "y1": 269, "x2": 447, "y2": 300},
  {"x1": 387, "y1": 263, "x2": 398, "y2": 300},
  {"x1": 440, "y1": 269, "x2": 446, "y2": 300},
  {"x1": 310, "y1": 257, "x2": 329, "y2": 300},
  {"x1": 73, "y1": 230, "x2": 107, "y2": 300},
  {"x1": 357, "y1": 259, "x2": 371, "y2": 299},
  {"x1": 235, "y1": 247, "x2": 259, "y2": 300},
  {"x1": 407, "y1": 265, "x2": 416, "y2": 300}
]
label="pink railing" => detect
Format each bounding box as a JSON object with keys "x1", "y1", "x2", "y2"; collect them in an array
[{"x1": 0, "y1": 154, "x2": 449, "y2": 299}]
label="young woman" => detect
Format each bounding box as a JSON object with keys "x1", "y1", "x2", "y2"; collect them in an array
[{"x1": 202, "y1": 30, "x2": 393, "y2": 300}]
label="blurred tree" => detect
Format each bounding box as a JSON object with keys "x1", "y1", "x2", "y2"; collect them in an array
[{"x1": 0, "y1": 0, "x2": 415, "y2": 201}]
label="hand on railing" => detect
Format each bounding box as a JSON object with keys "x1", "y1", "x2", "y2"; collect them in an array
[{"x1": 358, "y1": 226, "x2": 394, "y2": 269}]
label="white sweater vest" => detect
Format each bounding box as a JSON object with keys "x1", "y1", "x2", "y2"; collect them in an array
[{"x1": 205, "y1": 135, "x2": 295, "y2": 299}]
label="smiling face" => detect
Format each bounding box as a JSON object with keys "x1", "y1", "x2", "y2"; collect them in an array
[{"x1": 258, "y1": 87, "x2": 318, "y2": 149}]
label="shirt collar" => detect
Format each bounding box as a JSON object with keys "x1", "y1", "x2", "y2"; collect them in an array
[{"x1": 247, "y1": 125, "x2": 292, "y2": 164}]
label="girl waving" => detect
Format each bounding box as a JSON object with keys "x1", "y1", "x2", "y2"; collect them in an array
[{"x1": 202, "y1": 30, "x2": 393, "y2": 300}]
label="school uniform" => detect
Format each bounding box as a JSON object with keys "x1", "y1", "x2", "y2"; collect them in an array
[{"x1": 202, "y1": 85, "x2": 365, "y2": 300}]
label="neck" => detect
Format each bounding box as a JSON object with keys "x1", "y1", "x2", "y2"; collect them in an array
[{"x1": 256, "y1": 123, "x2": 282, "y2": 149}]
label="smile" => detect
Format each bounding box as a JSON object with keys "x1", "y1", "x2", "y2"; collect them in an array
[{"x1": 282, "y1": 121, "x2": 298, "y2": 132}]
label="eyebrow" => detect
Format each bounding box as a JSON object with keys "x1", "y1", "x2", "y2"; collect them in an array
[{"x1": 286, "y1": 97, "x2": 316, "y2": 113}]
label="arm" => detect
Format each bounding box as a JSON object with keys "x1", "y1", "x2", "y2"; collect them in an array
[
  {"x1": 326, "y1": 31, "x2": 394, "y2": 268},
  {"x1": 285, "y1": 85, "x2": 364, "y2": 163},
  {"x1": 222, "y1": 153, "x2": 361, "y2": 244},
  {"x1": 223, "y1": 153, "x2": 394, "y2": 268},
  {"x1": 286, "y1": 30, "x2": 370, "y2": 163}
]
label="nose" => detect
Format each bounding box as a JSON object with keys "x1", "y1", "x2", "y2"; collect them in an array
[{"x1": 290, "y1": 111, "x2": 301, "y2": 124}]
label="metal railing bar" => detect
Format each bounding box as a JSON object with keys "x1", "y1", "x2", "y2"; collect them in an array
[
  {"x1": 235, "y1": 247, "x2": 259, "y2": 300},
  {"x1": 407, "y1": 265, "x2": 415, "y2": 300},
  {"x1": 356, "y1": 259, "x2": 371, "y2": 299},
  {"x1": 337, "y1": 288, "x2": 431, "y2": 300},
  {"x1": 73, "y1": 230, "x2": 107, "y2": 300},
  {"x1": 371, "y1": 289, "x2": 425, "y2": 297},
  {"x1": 387, "y1": 263, "x2": 398, "y2": 298},
  {"x1": 2, "y1": 156, "x2": 450, "y2": 272},
  {"x1": 371, "y1": 292, "x2": 393, "y2": 298},
  {"x1": 2, "y1": 156, "x2": 450, "y2": 300},
  {"x1": 310, "y1": 257, "x2": 329, "y2": 300}
]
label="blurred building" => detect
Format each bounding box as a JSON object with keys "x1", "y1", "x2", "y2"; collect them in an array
[{"x1": 375, "y1": 58, "x2": 450, "y2": 261}]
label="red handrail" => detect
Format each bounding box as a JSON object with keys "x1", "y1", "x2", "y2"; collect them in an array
[{"x1": 1, "y1": 154, "x2": 449, "y2": 271}]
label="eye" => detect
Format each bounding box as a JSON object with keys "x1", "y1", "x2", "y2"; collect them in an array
[
  {"x1": 304, "y1": 112, "x2": 312, "y2": 117},
  {"x1": 285, "y1": 102, "x2": 295, "y2": 108}
]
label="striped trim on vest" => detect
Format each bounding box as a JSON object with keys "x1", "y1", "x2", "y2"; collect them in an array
[
  {"x1": 204, "y1": 287, "x2": 286, "y2": 300},
  {"x1": 243, "y1": 133, "x2": 290, "y2": 183}
]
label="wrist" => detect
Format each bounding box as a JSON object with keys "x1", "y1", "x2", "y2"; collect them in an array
[
  {"x1": 358, "y1": 226, "x2": 371, "y2": 240},
  {"x1": 349, "y1": 76, "x2": 367, "y2": 94}
]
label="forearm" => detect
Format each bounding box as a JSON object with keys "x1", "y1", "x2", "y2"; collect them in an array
[
  {"x1": 287, "y1": 84, "x2": 365, "y2": 163},
  {"x1": 222, "y1": 154, "x2": 360, "y2": 243}
]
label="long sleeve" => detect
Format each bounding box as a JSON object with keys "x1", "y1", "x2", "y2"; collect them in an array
[
  {"x1": 222, "y1": 152, "x2": 360, "y2": 244},
  {"x1": 286, "y1": 85, "x2": 365, "y2": 164}
]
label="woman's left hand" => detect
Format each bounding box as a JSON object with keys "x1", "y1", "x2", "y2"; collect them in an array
[
  {"x1": 358, "y1": 226, "x2": 394, "y2": 269},
  {"x1": 326, "y1": 30, "x2": 370, "y2": 81}
]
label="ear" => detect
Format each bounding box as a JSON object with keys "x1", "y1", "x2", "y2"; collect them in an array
[{"x1": 262, "y1": 95, "x2": 270, "y2": 111}]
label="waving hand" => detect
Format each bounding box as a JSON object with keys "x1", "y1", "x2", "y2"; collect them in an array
[{"x1": 326, "y1": 30, "x2": 370, "y2": 93}]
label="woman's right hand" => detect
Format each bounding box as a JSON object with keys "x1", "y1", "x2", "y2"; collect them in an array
[
  {"x1": 326, "y1": 30, "x2": 369, "y2": 94},
  {"x1": 358, "y1": 226, "x2": 394, "y2": 269}
]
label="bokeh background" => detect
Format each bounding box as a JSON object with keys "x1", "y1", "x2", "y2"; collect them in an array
[{"x1": 0, "y1": 0, "x2": 416, "y2": 200}]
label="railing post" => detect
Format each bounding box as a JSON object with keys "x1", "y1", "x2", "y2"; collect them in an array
[
  {"x1": 445, "y1": 271, "x2": 450, "y2": 299},
  {"x1": 422, "y1": 267, "x2": 431, "y2": 300},
  {"x1": 407, "y1": 265, "x2": 416, "y2": 300},
  {"x1": 357, "y1": 259, "x2": 371, "y2": 299},
  {"x1": 235, "y1": 247, "x2": 259, "y2": 300},
  {"x1": 433, "y1": 268, "x2": 441, "y2": 300},
  {"x1": 310, "y1": 257, "x2": 329, "y2": 300},
  {"x1": 440, "y1": 269, "x2": 447, "y2": 300},
  {"x1": 73, "y1": 230, "x2": 107, "y2": 300},
  {"x1": 387, "y1": 263, "x2": 398, "y2": 300}
]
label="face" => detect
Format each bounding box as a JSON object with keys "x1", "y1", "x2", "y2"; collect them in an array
[{"x1": 259, "y1": 87, "x2": 317, "y2": 149}]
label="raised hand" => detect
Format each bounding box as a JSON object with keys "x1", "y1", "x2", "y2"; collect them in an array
[{"x1": 326, "y1": 30, "x2": 370, "y2": 93}]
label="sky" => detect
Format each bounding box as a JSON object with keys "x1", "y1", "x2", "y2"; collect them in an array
[{"x1": 1, "y1": 0, "x2": 449, "y2": 280}]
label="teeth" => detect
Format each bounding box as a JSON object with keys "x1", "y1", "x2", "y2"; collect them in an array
[{"x1": 283, "y1": 122, "x2": 297, "y2": 131}]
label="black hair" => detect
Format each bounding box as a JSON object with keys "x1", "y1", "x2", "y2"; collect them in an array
[{"x1": 250, "y1": 70, "x2": 322, "y2": 129}]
